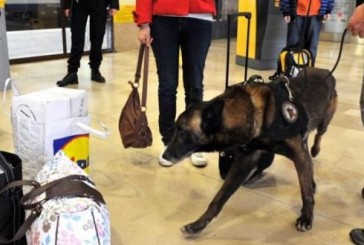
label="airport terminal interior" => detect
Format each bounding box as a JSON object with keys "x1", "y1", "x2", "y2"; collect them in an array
[{"x1": 2, "y1": 1, "x2": 364, "y2": 245}]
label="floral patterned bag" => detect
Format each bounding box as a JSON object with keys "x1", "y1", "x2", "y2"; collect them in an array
[{"x1": 17, "y1": 151, "x2": 110, "y2": 245}]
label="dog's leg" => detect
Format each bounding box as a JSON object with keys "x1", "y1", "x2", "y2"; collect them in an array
[
  {"x1": 181, "y1": 149, "x2": 261, "y2": 235},
  {"x1": 286, "y1": 137, "x2": 315, "y2": 232},
  {"x1": 311, "y1": 95, "x2": 338, "y2": 157}
]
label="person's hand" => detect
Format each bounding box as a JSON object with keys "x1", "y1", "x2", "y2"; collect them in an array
[
  {"x1": 322, "y1": 13, "x2": 330, "y2": 22},
  {"x1": 138, "y1": 24, "x2": 153, "y2": 47},
  {"x1": 64, "y1": 9, "x2": 70, "y2": 18},
  {"x1": 109, "y1": 8, "x2": 118, "y2": 16},
  {"x1": 348, "y1": 4, "x2": 364, "y2": 38},
  {"x1": 284, "y1": 16, "x2": 291, "y2": 23}
]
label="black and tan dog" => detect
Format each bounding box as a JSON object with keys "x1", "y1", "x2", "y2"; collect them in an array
[{"x1": 162, "y1": 67, "x2": 337, "y2": 234}]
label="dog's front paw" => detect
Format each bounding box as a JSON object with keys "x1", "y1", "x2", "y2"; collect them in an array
[
  {"x1": 295, "y1": 215, "x2": 313, "y2": 232},
  {"x1": 181, "y1": 220, "x2": 210, "y2": 235}
]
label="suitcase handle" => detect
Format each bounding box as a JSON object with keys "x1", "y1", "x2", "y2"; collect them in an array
[{"x1": 226, "y1": 12, "x2": 251, "y2": 89}]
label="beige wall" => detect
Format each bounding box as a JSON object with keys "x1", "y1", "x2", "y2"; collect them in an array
[
  {"x1": 114, "y1": 0, "x2": 139, "y2": 51},
  {"x1": 114, "y1": 22, "x2": 139, "y2": 51}
]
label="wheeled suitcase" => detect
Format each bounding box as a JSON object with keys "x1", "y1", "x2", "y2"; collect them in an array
[
  {"x1": 219, "y1": 12, "x2": 274, "y2": 184},
  {"x1": 0, "y1": 151, "x2": 27, "y2": 245},
  {"x1": 218, "y1": 12, "x2": 251, "y2": 180}
]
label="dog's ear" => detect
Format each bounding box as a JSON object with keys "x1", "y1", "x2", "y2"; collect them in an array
[{"x1": 201, "y1": 100, "x2": 224, "y2": 134}]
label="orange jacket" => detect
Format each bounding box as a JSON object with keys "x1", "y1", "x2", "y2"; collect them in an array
[{"x1": 134, "y1": 0, "x2": 216, "y2": 25}]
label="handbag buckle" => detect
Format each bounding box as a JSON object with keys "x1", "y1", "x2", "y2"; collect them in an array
[
  {"x1": 128, "y1": 80, "x2": 139, "y2": 88},
  {"x1": 32, "y1": 204, "x2": 43, "y2": 216}
]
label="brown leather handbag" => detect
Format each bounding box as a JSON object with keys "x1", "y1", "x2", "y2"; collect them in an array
[{"x1": 119, "y1": 44, "x2": 153, "y2": 148}]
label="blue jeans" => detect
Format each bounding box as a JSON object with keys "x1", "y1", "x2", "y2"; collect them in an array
[
  {"x1": 286, "y1": 16, "x2": 322, "y2": 65},
  {"x1": 151, "y1": 16, "x2": 212, "y2": 144}
]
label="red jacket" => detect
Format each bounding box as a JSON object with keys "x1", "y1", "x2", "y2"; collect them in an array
[{"x1": 134, "y1": 0, "x2": 216, "y2": 25}]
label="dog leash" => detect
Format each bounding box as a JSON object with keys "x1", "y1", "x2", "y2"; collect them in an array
[{"x1": 292, "y1": 27, "x2": 348, "y2": 100}]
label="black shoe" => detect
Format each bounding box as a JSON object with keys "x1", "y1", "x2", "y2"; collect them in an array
[
  {"x1": 91, "y1": 70, "x2": 106, "y2": 83},
  {"x1": 56, "y1": 72, "x2": 78, "y2": 87},
  {"x1": 350, "y1": 229, "x2": 364, "y2": 245},
  {"x1": 268, "y1": 71, "x2": 280, "y2": 81}
]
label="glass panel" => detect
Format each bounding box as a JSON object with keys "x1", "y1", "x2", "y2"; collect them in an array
[
  {"x1": 5, "y1": 0, "x2": 63, "y2": 59},
  {"x1": 5, "y1": 0, "x2": 113, "y2": 60}
]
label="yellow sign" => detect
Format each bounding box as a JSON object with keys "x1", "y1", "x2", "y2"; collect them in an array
[
  {"x1": 0, "y1": 0, "x2": 4, "y2": 8},
  {"x1": 54, "y1": 134, "x2": 90, "y2": 173},
  {"x1": 114, "y1": 5, "x2": 135, "y2": 24}
]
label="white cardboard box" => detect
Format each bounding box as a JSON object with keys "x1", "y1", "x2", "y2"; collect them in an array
[{"x1": 12, "y1": 87, "x2": 87, "y2": 122}]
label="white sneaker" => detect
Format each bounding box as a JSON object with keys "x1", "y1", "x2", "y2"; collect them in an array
[
  {"x1": 159, "y1": 147, "x2": 174, "y2": 167},
  {"x1": 191, "y1": 152, "x2": 207, "y2": 168}
]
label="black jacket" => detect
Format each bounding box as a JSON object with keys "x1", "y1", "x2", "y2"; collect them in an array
[{"x1": 62, "y1": 0, "x2": 120, "y2": 10}]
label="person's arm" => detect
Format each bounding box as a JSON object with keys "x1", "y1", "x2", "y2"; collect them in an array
[
  {"x1": 62, "y1": 0, "x2": 71, "y2": 10},
  {"x1": 107, "y1": 0, "x2": 120, "y2": 16},
  {"x1": 348, "y1": 4, "x2": 364, "y2": 38},
  {"x1": 279, "y1": 0, "x2": 291, "y2": 23},
  {"x1": 322, "y1": 0, "x2": 334, "y2": 22},
  {"x1": 134, "y1": 0, "x2": 153, "y2": 47},
  {"x1": 109, "y1": 0, "x2": 119, "y2": 9},
  {"x1": 62, "y1": 0, "x2": 71, "y2": 17}
]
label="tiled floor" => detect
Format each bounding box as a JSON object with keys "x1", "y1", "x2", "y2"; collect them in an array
[{"x1": 1, "y1": 38, "x2": 364, "y2": 244}]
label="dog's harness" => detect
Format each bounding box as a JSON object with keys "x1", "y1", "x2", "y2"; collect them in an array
[
  {"x1": 241, "y1": 75, "x2": 300, "y2": 125},
  {"x1": 265, "y1": 77, "x2": 308, "y2": 138},
  {"x1": 237, "y1": 75, "x2": 309, "y2": 151}
]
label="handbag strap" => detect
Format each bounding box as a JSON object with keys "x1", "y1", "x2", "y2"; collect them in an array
[
  {"x1": 133, "y1": 44, "x2": 149, "y2": 109},
  {"x1": 20, "y1": 174, "x2": 94, "y2": 206},
  {"x1": 141, "y1": 45, "x2": 149, "y2": 109},
  {"x1": 0, "y1": 203, "x2": 41, "y2": 244},
  {"x1": 21, "y1": 177, "x2": 105, "y2": 209},
  {"x1": 0, "y1": 179, "x2": 40, "y2": 195},
  {"x1": 134, "y1": 44, "x2": 146, "y2": 85},
  {"x1": 0, "y1": 175, "x2": 105, "y2": 243}
]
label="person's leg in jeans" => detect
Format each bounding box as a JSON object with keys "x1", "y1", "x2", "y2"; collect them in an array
[
  {"x1": 180, "y1": 17, "x2": 212, "y2": 167},
  {"x1": 180, "y1": 18, "x2": 212, "y2": 108},
  {"x1": 151, "y1": 16, "x2": 180, "y2": 146},
  {"x1": 286, "y1": 16, "x2": 304, "y2": 48},
  {"x1": 89, "y1": 0, "x2": 108, "y2": 82},
  {"x1": 305, "y1": 16, "x2": 322, "y2": 66}
]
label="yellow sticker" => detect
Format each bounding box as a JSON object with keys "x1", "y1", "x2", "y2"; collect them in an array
[
  {"x1": 54, "y1": 134, "x2": 90, "y2": 173},
  {"x1": 0, "y1": 0, "x2": 4, "y2": 8},
  {"x1": 114, "y1": 5, "x2": 135, "y2": 24}
]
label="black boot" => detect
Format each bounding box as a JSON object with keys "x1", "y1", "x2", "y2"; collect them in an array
[
  {"x1": 56, "y1": 72, "x2": 78, "y2": 87},
  {"x1": 91, "y1": 70, "x2": 106, "y2": 83},
  {"x1": 350, "y1": 229, "x2": 364, "y2": 245}
]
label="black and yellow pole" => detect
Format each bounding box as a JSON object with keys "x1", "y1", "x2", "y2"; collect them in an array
[{"x1": 236, "y1": 0, "x2": 286, "y2": 70}]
